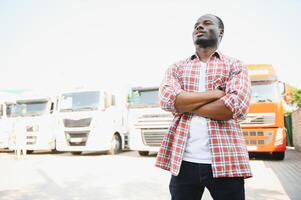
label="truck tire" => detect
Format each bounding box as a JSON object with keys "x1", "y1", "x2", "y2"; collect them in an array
[
  {"x1": 27, "y1": 150, "x2": 34, "y2": 154},
  {"x1": 138, "y1": 151, "x2": 149, "y2": 156},
  {"x1": 108, "y1": 134, "x2": 122, "y2": 155},
  {"x1": 51, "y1": 149, "x2": 58, "y2": 153},
  {"x1": 71, "y1": 152, "x2": 82, "y2": 155},
  {"x1": 272, "y1": 152, "x2": 285, "y2": 160}
]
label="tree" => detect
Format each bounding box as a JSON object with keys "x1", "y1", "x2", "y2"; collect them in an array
[{"x1": 291, "y1": 86, "x2": 301, "y2": 108}]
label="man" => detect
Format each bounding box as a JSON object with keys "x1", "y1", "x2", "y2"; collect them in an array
[{"x1": 156, "y1": 14, "x2": 252, "y2": 200}]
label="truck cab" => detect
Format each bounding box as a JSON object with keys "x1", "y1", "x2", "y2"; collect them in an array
[
  {"x1": 55, "y1": 88, "x2": 127, "y2": 155},
  {"x1": 127, "y1": 86, "x2": 173, "y2": 156},
  {"x1": 240, "y1": 64, "x2": 287, "y2": 160},
  {"x1": 8, "y1": 95, "x2": 57, "y2": 153}
]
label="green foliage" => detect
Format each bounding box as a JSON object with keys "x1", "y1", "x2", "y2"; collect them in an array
[{"x1": 291, "y1": 86, "x2": 301, "y2": 107}]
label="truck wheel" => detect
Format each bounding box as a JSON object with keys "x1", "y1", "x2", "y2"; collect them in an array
[
  {"x1": 27, "y1": 150, "x2": 34, "y2": 154},
  {"x1": 272, "y1": 152, "x2": 285, "y2": 160},
  {"x1": 248, "y1": 152, "x2": 256, "y2": 159},
  {"x1": 138, "y1": 151, "x2": 149, "y2": 156},
  {"x1": 108, "y1": 134, "x2": 122, "y2": 155},
  {"x1": 51, "y1": 149, "x2": 58, "y2": 153},
  {"x1": 71, "y1": 152, "x2": 82, "y2": 155}
]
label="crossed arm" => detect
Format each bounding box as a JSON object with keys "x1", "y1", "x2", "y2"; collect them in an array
[
  {"x1": 160, "y1": 61, "x2": 251, "y2": 121},
  {"x1": 175, "y1": 90, "x2": 233, "y2": 120}
]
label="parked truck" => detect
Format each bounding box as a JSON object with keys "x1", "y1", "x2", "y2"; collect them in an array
[
  {"x1": 55, "y1": 88, "x2": 127, "y2": 155},
  {"x1": 127, "y1": 86, "x2": 173, "y2": 156},
  {"x1": 8, "y1": 94, "x2": 57, "y2": 153},
  {"x1": 0, "y1": 98, "x2": 16, "y2": 149},
  {"x1": 239, "y1": 64, "x2": 288, "y2": 160}
]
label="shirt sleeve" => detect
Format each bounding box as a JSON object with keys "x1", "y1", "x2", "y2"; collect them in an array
[
  {"x1": 159, "y1": 63, "x2": 182, "y2": 115},
  {"x1": 220, "y1": 60, "x2": 251, "y2": 120}
]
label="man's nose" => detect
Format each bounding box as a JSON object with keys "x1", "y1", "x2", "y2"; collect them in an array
[{"x1": 196, "y1": 24, "x2": 204, "y2": 31}]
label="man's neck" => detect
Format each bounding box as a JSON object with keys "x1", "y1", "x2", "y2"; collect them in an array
[{"x1": 195, "y1": 46, "x2": 218, "y2": 62}]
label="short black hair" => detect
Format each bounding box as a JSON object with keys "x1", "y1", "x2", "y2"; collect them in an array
[{"x1": 213, "y1": 15, "x2": 224, "y2": 31}]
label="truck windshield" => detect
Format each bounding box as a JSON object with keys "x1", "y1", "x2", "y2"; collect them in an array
[
  {"x1": 251, "y1": 81, "x2": 280, "y2": 103},
  {"x1": 60, "y1": 91, "x2": 100, "y2": 112},
  {"x1": 14, "y1": 101, "x2": 48, "y2": 117},
  {"x1": 128, "y1": 89, "x2": 159, "y2": 108}
]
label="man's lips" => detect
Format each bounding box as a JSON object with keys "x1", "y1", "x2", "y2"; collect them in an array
[{"x1": 195, "y1": 32, "x2": 206, "y2": 37}]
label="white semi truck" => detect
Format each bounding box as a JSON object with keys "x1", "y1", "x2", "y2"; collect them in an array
[
  {"x1": 55, "y1": 88, "x2": 127, "y2": 155},
  {"x1": 127, "y1": 86, "x2": 173, "y2": 156},
  {"x1": 0, "y1": 99, "x2": 16, "y2": 149},
  {"x1": 8, "y1": 95, "x2": 57, "y2": 153}
]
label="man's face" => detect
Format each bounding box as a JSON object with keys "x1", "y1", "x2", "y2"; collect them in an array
[{"x1": 192, "y1": 14, "x2": 223, "y2": 48}]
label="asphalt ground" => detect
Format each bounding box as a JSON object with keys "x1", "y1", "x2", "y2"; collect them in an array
[{"x1": 0, "y1": 148, "x2": 300, "y2": 200}]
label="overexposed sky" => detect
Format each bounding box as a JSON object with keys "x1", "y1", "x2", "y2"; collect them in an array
[{"x1": 1, "y1": 0, "x2": 300, "y2": 94}]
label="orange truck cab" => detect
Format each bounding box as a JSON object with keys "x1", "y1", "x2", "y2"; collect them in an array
[{"x1": 240, "y1": 64, "x2": 287, "y2": 160}]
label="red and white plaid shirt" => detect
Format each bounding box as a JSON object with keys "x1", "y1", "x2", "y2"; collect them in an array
[{"x1": 155, "y1": 51, "x2": 252, "y2": 178}]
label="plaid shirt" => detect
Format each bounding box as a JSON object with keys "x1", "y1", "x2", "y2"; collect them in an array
[{"x1": 155, "y1": 51, "x2": 252, "y2": 178}]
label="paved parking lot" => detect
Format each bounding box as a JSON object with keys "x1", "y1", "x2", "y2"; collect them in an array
[{"x1": 0, "y1": 149, "x2": 300, "y2": 200}]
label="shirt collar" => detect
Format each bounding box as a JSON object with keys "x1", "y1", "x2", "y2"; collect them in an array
[{"x1": 190, "y1": 50, "x2": 223, "y2": 61}]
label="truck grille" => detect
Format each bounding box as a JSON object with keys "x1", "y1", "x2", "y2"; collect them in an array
[
  {"x1": 65, "y1": 131, "x2": 90, "y2": 146},
  {"x1": 26, "y1": 135, "x2": 37, "y2": 145},
  {"x1": 243, "y1": 131, "x2": 273, "y2": 145},
  {"x1": 239, "y1": 113, "x2": 275, "y2": 126},
  {"x1": 26, "y1": 126, "x2": 38, "y2": 145},
  {"x1": 141, "y1": 128, "x2": 168, "y2": 147},
  {"x1": 64, "y1": 118, "x2": 92, "y2": 128},
  {"x1": 134, "y1": 113, "x2": 172, "y2": 147}
]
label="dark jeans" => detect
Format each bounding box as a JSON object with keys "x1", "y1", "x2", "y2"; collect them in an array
[{"x1": 169, "y1": 161, "x2": 245, "y2": 200}]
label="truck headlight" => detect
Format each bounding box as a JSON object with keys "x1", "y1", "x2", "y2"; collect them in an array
[{"x1": 275, "y1": 128, "x2": 283, "y2": 146}]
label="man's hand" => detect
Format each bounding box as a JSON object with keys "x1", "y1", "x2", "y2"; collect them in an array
[
  {"x1": 191, "y1": 99, "x2": 233, "y2": 120},
  {"x1": 174, "y1": 89, "x2": 233, "y2": 120},
  {"x1": 209, "y1": 90, "x2": 226, "y2": 99}
]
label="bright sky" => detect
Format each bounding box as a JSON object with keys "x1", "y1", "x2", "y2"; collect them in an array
[{"x1": 1, "y1": 0, "x2": 300, "y2": 95}]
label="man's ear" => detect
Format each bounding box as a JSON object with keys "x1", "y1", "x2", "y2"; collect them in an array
[{"x1": 219, "y1": 29, "x2": 224, "y2": 38}]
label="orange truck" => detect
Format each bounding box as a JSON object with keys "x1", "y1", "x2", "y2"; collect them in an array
[{"x1": 239, "y1": 64, "x2": 288, "y2": 160}]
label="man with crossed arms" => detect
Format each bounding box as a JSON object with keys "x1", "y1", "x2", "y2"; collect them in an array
[{"x1": 156, "y1": 14, "x2": 252, "y2": 200}]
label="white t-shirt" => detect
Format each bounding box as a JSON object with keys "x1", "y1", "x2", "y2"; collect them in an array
[{"x1": 183, "y1": 61, "x2": 212, "y2": 164}]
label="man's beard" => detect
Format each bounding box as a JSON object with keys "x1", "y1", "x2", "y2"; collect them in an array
[{"x1": 194, "y1": 37, "x2": 218, "y2": 48}]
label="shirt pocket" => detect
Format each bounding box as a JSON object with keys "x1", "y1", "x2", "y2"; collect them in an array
[{"x1": 208, "y1": 64, "x2": 229, "y2": 91}]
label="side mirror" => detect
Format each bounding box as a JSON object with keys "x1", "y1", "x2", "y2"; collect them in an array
[
  {"x1": 111, "y1": 95, "x2": 116, "y2": 106},
  {"x1": 279, "y1": 82, "x2": 293, "y2": 104},
  {"x1": 50, "y1": 102, "x2": 55, "y2": 114},
  {"x1": 278, "y1": 81, "x2": 285, "y2": 95}
]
